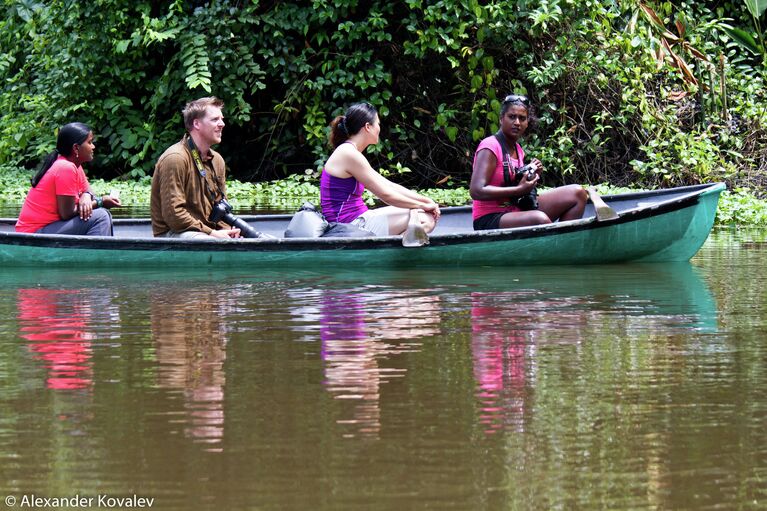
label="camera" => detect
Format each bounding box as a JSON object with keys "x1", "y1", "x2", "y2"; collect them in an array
[
  {"x1": 209, "y1": 199, "x2": 264, "y2": 238},
  {"x1": 514, "y1": 163, "x2": 537, "y2": 183},
  {"x1": 512, "y1": 163, "x2": 539, "y2": 211}
]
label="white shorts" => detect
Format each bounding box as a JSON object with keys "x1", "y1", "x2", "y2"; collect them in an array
[
  {"x1": 350, "y1": 210, "x2": 391, "y2": 236},
  {"x1": 159, "y1": 230, "x2": 216, "y2": 239}
]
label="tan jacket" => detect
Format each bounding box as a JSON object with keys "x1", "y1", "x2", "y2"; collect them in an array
[{"x1": 151, "y1": 136, "x2": 228, "y2": 236}]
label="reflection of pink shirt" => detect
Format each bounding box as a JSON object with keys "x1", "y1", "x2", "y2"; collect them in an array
[
  {"x1": 471, "y1": 292, "x2": 526, "y2": 434},
  {"x1": 17, "y1": 289, "x2": 92, "y2": 390},
  {"x1": 472, "y1": 136, "x2": 525, "y2": 220},
  {"x1": 16, "y1": 156, "x2": 90, "y2": 233}
]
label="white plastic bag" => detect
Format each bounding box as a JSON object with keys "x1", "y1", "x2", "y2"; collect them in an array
[{"x1": 284, "y1": 202, "x2": 329, "y2": 238}]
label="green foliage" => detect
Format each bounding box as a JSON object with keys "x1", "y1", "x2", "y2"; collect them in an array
[
  {"x1": 716, "y1": 187, "x2": 767, "y2": 224},
  {"x1": 0, "y1": 164, "x2": 33, "y2": 203},
  {"x1": 721, "y1": 0, "x2": 767, "y2": 68},
  {"x1": 1, "y1": 0, "x2": 766, "y2": 197}
]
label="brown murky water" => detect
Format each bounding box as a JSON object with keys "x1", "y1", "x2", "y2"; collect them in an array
[{"x1": 0, "y1": 228, "x2": 765, "y2": 510}]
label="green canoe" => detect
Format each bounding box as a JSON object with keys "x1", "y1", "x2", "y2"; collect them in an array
[{"x1": 0, "y1": 183, "x2": 724, "y2": 268}]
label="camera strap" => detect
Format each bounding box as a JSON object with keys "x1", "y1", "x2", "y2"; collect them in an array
[
  {"x1": 494, "y1": 131, "x2": 524, "y2": 187},
  {"x1": 186, "y1": 136, "x2": 226, "y2": 205}
]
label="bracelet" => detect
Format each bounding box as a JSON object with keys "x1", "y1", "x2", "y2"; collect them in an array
[{"x1": 95, "y1": 196, "x2": 103, "y2": 208}]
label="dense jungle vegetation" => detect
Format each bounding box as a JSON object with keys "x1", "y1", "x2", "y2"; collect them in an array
[{"x1": 1, "y1": 0, "x2": 767, "y2": 220}]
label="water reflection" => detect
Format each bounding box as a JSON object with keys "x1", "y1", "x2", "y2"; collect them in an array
[
  {"x1": 471, "y1": 292, "x2": 534, "y2": 435},
  {"x1": 150, "y1": 287, "x2": 228, "y2": 450},
  {"x1": 16, "y1": 288, "x2": 103, "y2": 391},
  {"x1": 468, "y1": 262, "x2": 718, "y2": 436},
  {"x1": 1, "y1": 257, "x2": 742, "y2": 510},
  {"x1": 317, "y1": 288, "x2": 441, "y2": 438}
]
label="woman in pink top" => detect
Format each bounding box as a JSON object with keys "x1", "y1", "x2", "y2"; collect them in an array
[
  {"x1": 470, "y1": 95, "x2": 587, "y2": 230},
  {"x1": 16, "y1": 122, "x2": 121, "y2": 235},
  {"x1": 320, "y1": 102, "x2": 440, "y2": 237}
]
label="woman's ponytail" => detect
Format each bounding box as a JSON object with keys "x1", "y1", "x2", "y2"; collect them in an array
[{"x1": 329, "y1": 115, "x2": 348, "y2": 149}]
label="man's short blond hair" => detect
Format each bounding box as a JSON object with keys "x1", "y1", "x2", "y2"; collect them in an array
[{"x1": 182, "y1": 97, "x2": 225, "y2": 131}]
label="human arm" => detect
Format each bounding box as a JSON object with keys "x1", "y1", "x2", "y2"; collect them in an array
[
  {"x1": 205, "y1": 157, "x2": 240, "y2": 238},
  {"x1": 100, "y1": 194, "x2": 122, "y2": 209},
  {"x1": 342, "y1": 149, "x2": 440, "y2": 216},
  {"x1": 51, "y1": 163, "x2": 95, "y2": 221},
  {"x1": 56, "y1": 195, "x2": 79, "y2": 221},
  {"x1": 469, "y1": 148, "x2": 539, "y2": 201},
  {"x1": 388, "y1": 181, "x2": 441, "y2": 219},
  {"x1": 75, "y1": 190, "x2": 122, "y2": 221}
]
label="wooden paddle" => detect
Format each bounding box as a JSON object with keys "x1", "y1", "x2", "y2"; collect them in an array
[
  {"x1": 402, "y1": 209, "x2": 429, "y2": 247},
  {"x1": 587, "y1": 187, "x2": 619, "y2": 221}
]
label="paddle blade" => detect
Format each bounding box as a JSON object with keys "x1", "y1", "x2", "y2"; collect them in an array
[
  {"x1": 402, "y1": 209, "x2": 429, "y2": 247},
  {"x1": 587, "y1": 188, "x2": 620, "y2": 221}
]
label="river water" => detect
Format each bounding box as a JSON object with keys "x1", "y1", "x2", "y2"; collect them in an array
[{"x1": 0, "y1": 229, "x2": 765, "y2": 510}]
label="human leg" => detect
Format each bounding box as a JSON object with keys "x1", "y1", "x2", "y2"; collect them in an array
[
  {"x1": 498, "y1": 210, "x2": 551, "y2": 228},
  {"x1": 537, "y1": 185, "x2": 588, "y2": 222},
  {"x1": 37, "y1": 208, "x2": 114, "y2": 236},
  {"x1": 356, "y1": 206, "x2": 436, "y2": 236}
]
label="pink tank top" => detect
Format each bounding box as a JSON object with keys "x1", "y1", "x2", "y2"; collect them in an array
[{"x1": 471, "y1": 136, "x2": 525, "y2": 220}]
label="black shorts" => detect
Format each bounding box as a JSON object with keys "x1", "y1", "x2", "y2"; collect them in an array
[{"x1": 473, "y1": 212, "x2": 506, "y2": 231}]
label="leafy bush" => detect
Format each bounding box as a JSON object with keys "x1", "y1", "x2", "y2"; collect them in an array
[{"x1": 1, "y1": 0, "x2": 765, "y2": 195}]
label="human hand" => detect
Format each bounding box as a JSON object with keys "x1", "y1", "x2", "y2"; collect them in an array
[
  {"x1": 102, "y1": 196, "x2": 122, "y2": 208},
  {"x1": 517, "y1": 173, "x2": 539, "y2": 192},
  {"x1": 79, "y1": 195, "x2": 94, "y2": 220},
  {"x1": 210, "y1": 228, "x2": 241, "y2": 239},
  {"x1": 424, "y1": 201, "x2": 441, "y2": 220},
  {"x1": 531, "y1": 158, "x2": 544, "y2": 175}
]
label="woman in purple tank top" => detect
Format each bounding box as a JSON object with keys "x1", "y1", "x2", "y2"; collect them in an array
[{"x1": 320, "y1": 102, "x2": 440, "y2": 237}]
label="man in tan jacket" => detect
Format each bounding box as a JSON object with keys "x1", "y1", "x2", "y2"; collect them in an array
[{"x1": 151, "y1": 97, "x2": 241, "y2": 239}]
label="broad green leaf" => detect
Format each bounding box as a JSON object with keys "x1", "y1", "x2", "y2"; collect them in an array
[
  {"x1": 721, "y1": 25, "x2": 762, "y2": 55},
  {"x1": 745, "y1": 0, "x2": 767, "y2": 19}
]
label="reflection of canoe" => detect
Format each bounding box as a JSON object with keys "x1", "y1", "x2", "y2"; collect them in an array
[
  {"x1": 0, "y1": 183, "x2": 724, "y2": 268},
  {"x1": 0, "y1": 262, "x2": 718, "y2": 333}
]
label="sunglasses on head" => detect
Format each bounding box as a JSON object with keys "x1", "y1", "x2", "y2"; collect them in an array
[{"x1": 503, "y1": 94, "x2": 530, "y2": 106}]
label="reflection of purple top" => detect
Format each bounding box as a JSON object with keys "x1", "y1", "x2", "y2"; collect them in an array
[
  {"x1": 320, "y1": 170, "x2": 368, "y2": 223},
  {"x1": 320, "y1": 291, "x2": 366, "y2": 358}
]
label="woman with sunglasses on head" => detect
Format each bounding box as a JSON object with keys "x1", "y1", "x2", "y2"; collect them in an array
[
  {"x1": 470, "y1": 95, "x2": 587, "y2": 230},
  {"x1": 15, "y1": 122, "x2": 121, "y2": 235},
  {"x1": 321, "y1": 102, "x2": 440, "y2": 237}
]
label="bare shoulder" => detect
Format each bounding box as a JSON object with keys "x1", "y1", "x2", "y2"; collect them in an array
[{"x1": 324, "y1": 144, "x2": 368, "y2": 178}]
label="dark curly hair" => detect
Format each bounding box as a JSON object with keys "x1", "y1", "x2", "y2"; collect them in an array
[{"x1": 500, "y1": 95, "x2": 538, "y2": 131}]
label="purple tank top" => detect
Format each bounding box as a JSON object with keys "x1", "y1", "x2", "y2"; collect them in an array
[{"x1": 320, "y1": 169, "x2": 369, "y2": 223}]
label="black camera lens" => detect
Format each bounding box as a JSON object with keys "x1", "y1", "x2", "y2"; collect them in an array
[{"x1": 209, "y1": 199, "x2": 264, "y2": 238}]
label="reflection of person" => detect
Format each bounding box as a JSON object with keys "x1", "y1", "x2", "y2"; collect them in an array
[
  {"x1": 15, "y1": 122, "x2": 120, "y2": 235},
  {"x1": 150, "y1": 97, "x2": 240, "y2": 239},
  {"x1": 318, "y1": 288, "x2": 442, "y2": 437},
  {"x1": 470, "y1": 94, "x2": 587, "y2": 230},
  {"x1": 471, "y1": 292, "x2": 529, "y2": 434},
  {"x1": 16, "y1": 288, "x2": 94, "y2": 390},
  {"x1": 320, "y1": 290, "x2": 381, "y2": 437},
  {"x1": 320, "y1": 102, "x2": 440, "y2": 236},
  {"x1": 151, "y1": 287, "x2": 227, "y2": 449}
]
